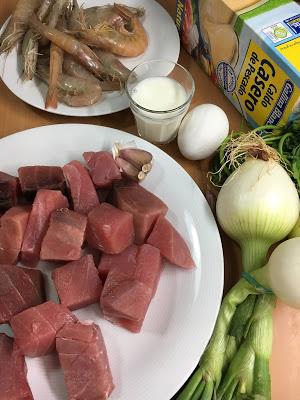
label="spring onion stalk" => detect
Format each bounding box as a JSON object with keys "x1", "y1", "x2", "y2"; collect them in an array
[
  {"x1": 177, "y1": 238, "x2": 300, "y2": 400},
  {"x1": 216, "y1": 159, "x2": 299, "y2": 272}
]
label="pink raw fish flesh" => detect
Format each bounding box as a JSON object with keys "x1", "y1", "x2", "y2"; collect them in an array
[
  {"x1": 147, "y1": 216, "x2": 195, "y2": 269},
  {"x1": 83, "y1": 151, "x2": 121, "y2": 188},
  {"x1": 63, "y1": 160, "x2": 99, "y2": 215},
  {"x1": 100, "y1": 244, "x2": 162, "y2": 332},
  {"x1": 87, "y1": 202, "x2": 134, "y2": 254},
  {"x1": 56, "y1": 321, "x2": 114, "y2": 400},
  {"x1": 52, "y1": 255, "x2": 102, "y2": 310},
  {"x1": 40, "y1": 208, "x2": 87, "y2": 262},
  {"x1": 0, "y1": 333, "x2": 33, "y2": 400},
  {"x1": 10, "y1": 300, "x2": 77, "y2": 357},
  {"x1": 0, "y1": 264, "x2": 44, "y2": 324},
  {"x1": 114, "y1": 180, "x2": 168, "y2": 244},
  {"x1": 0, "y1": 206, "x2": 30, "y2": 264},
  {"x1": 0, "y1": 171, "x2": 20, "y2": 211},
  {"x1": 18, "y1": 166, "x2": 65, "y2": 194},
  {"x1": 21, "y1": 189, "x2": 69, "y2": 266}
]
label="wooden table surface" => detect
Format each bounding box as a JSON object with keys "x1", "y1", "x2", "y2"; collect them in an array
[{"x1": 0, "y1": 1, "x2": 299, "y2": 399}]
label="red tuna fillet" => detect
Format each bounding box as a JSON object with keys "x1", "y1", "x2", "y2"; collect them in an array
[
  {"x1": 98, "y1": 244, "x2": 138, "y2": 281},
  {"x1": 147, "y1": 216, "x2": 195, "y2": 269},
  {"x1": 18, "y1": 166, "x2": 66, "y2": 194},
  {"x1": 84, "y1": 151, "x2": 121, "y2": 188},
  {"x1": 87, "y1": 202, "x2": 134, "y2": 254},
  {"x1": 22, "y1": 267, "x2": 45, "y2": 300},
  {"x1": 10, "y1": 301, "x2": 77, "y2": 357},
  {"x1": 0, "y1": 264, "x2": 44, "y2": 324},
  {"x1": 52, "y1": 255, "x2": 102, "y2": 310},
  {"x1": 56, "y1": 321, "x2": 114, "y2": 400},
  {"x1": 0, "y1": 206, "x2": 31, "y2": 264},
  {"x1": 0, "y1": 334, "x2": 33, "y2": 400},
  {"x1": 100, "y1": 244, "x2": 161, "y2": 332},
  {"x1": 63, "y1": 160, "x2": 99, "y2": 215},
  {"x1": 114, "y1": 180, "x2": 168, "y2": 244},
  {"x1": 21, "y1": 189, "x2": 69, "y2": 266},
  {"x1": 40, "y1": 208, "x2": 87, "y2": 262},
  {"x1": 0, "y1": 171, "x2": 20, "y2": 211}
]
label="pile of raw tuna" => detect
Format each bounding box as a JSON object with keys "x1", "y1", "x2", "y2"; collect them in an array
[{"x1": 0, "y1": 148, "x2": 195, "y2": 400}]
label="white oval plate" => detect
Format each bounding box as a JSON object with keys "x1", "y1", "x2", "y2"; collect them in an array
[
  {"x1": 0, "y1": 124, "x2": 223, "y2": 400},
  {"x1": 0, "y1": 0, "x2": 180, "y2": 116}
]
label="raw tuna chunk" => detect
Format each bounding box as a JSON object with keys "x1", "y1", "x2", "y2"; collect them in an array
[
  {"x1": 87, "y1": 202, "x2": 134, "y2": 254},
  {"x1": 0, "y1": 206, "x2": 30, "y2": 264},
  {"x1": 56, "y1": 321, "x2": 114, "y2": 400},
  {"x1": 0, "y1": 264, "x2": 44, "y2": 324},
  {"x1": 21, "y1": 189, "x2": 69, "y2": 266},
  {"x1": 10, "y1": 301, "x2": 77, "y2": 357},
  {"x1": 52, "y1": 255, "x2": 102, "y2": 310},
  {"x1": 0, "y1": 334, "x2": 33, "y2": 400},
  {"x1": 0, "y1": 171, "x2": 19, "y2": 211},
  {"x1": 84, "y1": 151, "x2": 121, "y2": 188},
  {"x1": 40, "y1": 208, "x2": 87, "y2": 262},
  {"x1": 22, "y1": 267, "x2": 45, "y2": 300},
  {"x1": 100, "y1": 244, "x2": 161, "y2": 332},
  {"x1": 135, "y1": 244, "x2": 162, "y2": 297},
  {"x1": 18, "y1": 166, "x2": 66, "y2": 195},
  {"x1": 98, "y1": 244, "x2": 138, "y2": 281},
  {"x1": 63, "y1": 160, "x2": 99, "y2": 215},
  {"x1": 147, "y1": 216, "x2": 195, "y2": 269},
  {"x1": 114, "y1": 180, "x2": 168, "y2": 244}
]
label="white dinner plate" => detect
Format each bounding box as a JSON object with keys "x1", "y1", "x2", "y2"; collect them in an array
[
  {"x1": 0, "y1": 0, "x2": 180, "y2": 116},
  {"x1": 0, "y1": 124, "x2": 223, "y2": 400}
]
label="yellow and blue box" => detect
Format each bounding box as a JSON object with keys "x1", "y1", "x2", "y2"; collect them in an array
[{"x1": 176, "y1": 0, "x2": 300, "y2": 127}]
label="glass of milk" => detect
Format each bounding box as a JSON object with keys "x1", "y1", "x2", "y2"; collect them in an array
[{"x1": 126, "y1": 60, "x2": 195, "y2": 144}]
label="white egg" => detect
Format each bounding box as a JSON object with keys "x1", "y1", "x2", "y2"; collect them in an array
[{"x1": 177, "y1": 104, "x2": 229, "y2": 160}]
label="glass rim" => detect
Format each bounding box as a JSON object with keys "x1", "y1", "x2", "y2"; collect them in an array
[{"x1": 125, "y1": 59, "x2": 195, "y2": 115}]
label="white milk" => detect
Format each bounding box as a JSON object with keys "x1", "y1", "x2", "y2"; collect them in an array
[{"x1": 130, "y1": 77, "x2": 188, "y2": 144}]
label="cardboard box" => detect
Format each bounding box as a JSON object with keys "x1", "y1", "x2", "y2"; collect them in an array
[{"x1": 176, "y1": 0, "x2": 300, "y2": 127}]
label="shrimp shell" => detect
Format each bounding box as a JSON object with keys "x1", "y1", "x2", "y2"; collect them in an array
[
  {"x1": 21, "y1": 0, "x2": 53, "y2": 81},
  {"x1": 63, "y1": 54, "x2": 122, "y2": 92},
  {"x1": 45, "y1": 42, "x2": 64, "y2": 109},
  {"x1": 39, "y1": 0, "x2": 73, "y2": 47},
  {"x1": 29, "y1": 14, "x2": 105, "y2": 78},
  {"x1": 92, "y1": 48, "x2": 130, "y2": 82},
  {"x1": 21, "y1": 29, "x2": 39, "y2": 80},
  {"x1": 37, "y1": 63, "x2": 102, "y2": 107},
  {"x1": 0, "y1": 0, "x2": 42, "y2": 54},
  {"x1": 71, "y1": 3, "x2": 148, "y2": 57}
]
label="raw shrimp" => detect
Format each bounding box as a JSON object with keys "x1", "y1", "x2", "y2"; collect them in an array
[
  {"x1": 22, "y1": 0, "x2": 53, "y2": 80},
  {"x1": 29, "y1": 14, "x2": 106, "y2": 78},
  {"x1": 63, "y1": 54, "x2": 122, "y2": 91},
  {"x1": 70, "y1": 3, "x2": 148, "y2": 57},
  {"x1": 21, "y1": 30, "x2": 39, "y2": 80},
  {"x1": 40, "y1": 0, "x2": 73, "y2": 47},
  {"x1": 37, "y1": 63, "x2": 102, "y2": 106},
  {"x1": 0, "y1": 0, "x2": 42, "y2": 54},
  {"x1": 45, "y1": 42, "x2": 64, "y2": 109},
  {"x1": 63, "y1": 54, "x2": 99, "y2": 83},
  {"x1": 92, "y1": 48, "x2": 130, "y2": 82},
  {"x1": 45, "y1": 17, "x2": 65, "y2": 109}
]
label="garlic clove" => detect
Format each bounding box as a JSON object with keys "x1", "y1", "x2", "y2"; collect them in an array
[
  {"x1": 119, "y1": 148, "x2": 153, "y2": 169},
  {"x1": 115, "y1": 157, "x2": 145, "y2": 182}
]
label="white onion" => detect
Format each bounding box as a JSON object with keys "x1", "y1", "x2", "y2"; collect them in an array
[
  {"x1": 216, "y1": 159, "x2": 300, "y2": 272},
  {"x1": 267, "y1": 238, "x2": 300, "y2": 308}
]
